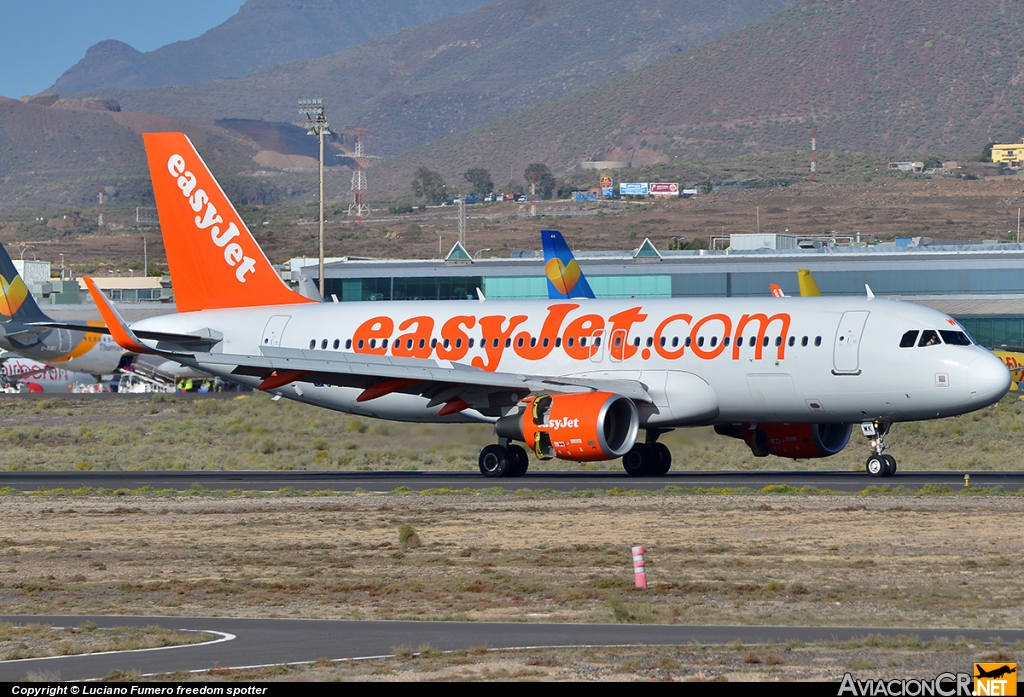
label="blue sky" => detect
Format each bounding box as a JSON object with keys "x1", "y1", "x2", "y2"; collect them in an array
[{"x1": 0, "y1": 1, "x2": 244, "y2": 99}]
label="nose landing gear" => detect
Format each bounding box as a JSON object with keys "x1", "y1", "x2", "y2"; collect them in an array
[{"x1": 861, "y1": 421, "x2": 896, "y2": 477}]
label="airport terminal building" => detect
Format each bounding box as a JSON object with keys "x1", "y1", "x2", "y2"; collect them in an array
[{"x1": 294, "y1": 237, "x2": 1024, "y2": 349}]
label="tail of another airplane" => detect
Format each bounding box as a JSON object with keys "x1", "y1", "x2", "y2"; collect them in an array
[
  {"x1": 541, "y1": 230, "x2": 595, "y2": 300},
  {"x1": 0, "y1": 242, "x2": 49, "y2": 325},
  {"x1": 797, "y1": 269, "x2": 822, "y2": 297},
  {"x1": 143, "y1": 132, "x2": 314, "y2": 313}
]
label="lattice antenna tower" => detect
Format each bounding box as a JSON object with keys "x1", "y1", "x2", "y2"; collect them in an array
[
  {"x1": 810, "y1": 126, "x2": 817, "y2": 183},
  {"x1": 344, "y1": 127, "x2": 380, "y2": 219}
]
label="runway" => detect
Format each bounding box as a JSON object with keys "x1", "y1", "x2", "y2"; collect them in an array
[
  {"x1": 2, "y1": 615, "x2": 1022, "y2": 681},
  {"x1": 0, "y1": 469, "x2": 1021, "y2": 492}
]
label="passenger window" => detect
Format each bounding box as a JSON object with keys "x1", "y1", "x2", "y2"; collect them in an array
[
  {"x1": 492, "y1": 338, "x2": 499, "y2": 348},
  {"x1": 580, "y1": 337, "x2": 588, "y2": 347},
  {"x1": 710, "y1": 336, "x2": 718, "y2": 347},
  {"x1": 357, "y1": 339, "x2": 364, "y2": 349},
  {"x1": 633, "y1": 337, "x2": 641, "y2": 347},
  {"x1": 333, "y1": 339, "x2": 340, "y2": 349},
  {"x1": 646, "y1": 337, "x2": 653, "y2": 348},
  {"x1": 555, "y1": 337, "x2": 562, "y2": 348},
  {"x1": 788, "y1": 336, "x2": 795, "y2": 347},
  {"x1": 468, "y1": 338, "x2": 474, "y2": 348},
  {"x1": 614, "y1": 336, "x2": 623, "y2": 347},
  {"x1": 594, "y1": 337, "x2": 601, "y2": 347},
  {"x1": 382, "y1": 339, "x2": 389, "y2": 349},
  {"x1": 919, "y1": 330, "x2": 941, "y2": 347},
  {"x1": 321, "y1": 339, "x2": 328, "y2": 349},
  {"x1": 516, "y1": 337, "x2": 525, "y2": 348},
  {"x1": 749, "y1": 336, "x2": 756, "y2": 347},
  {"x1": 671, "y1": 337, "x2": 678, "y2": 348},
  {"x1": 939, "y1": 330, "x2": 971, "y2": 346},
  {"x1": 762, "y1": 336, "x2": 770, "y2": 347},
  {"x1": 418, "y1": 338, "x2": 425, "y2": 349},
  {"x1": 530, "y1": 337, "x2": 537, "y2": 348},
  {"x1": 309, "y1": 339, "x2": 316, "y2": 349},
  {"x1": 505, "y1": 338, "x2": 511, "y2": 348},
  {"x1": 406, "y1": 339, "x2": 413, "y2": 349},
  {"x1": 659, "y1": 336, "x2": 667, "y2": 347},
  {"x1": 736, "y1": 336, "x2": 744, "y2": 347},
  {"x1": 453, "y1": 338, "x2": 460, "y2": 349},
  {"x1": 345, "y1": 339, "x2": 352, "y2": 350},
  {"x1": 697, "y1": 336, "x2": 705, "y2": 347},
  {"x1": 724, "y1": 336, "x2": 730, "y2": 347},
  {"x1": 775, "y1": 336, "x2": 782, "y2": 347},
  {"x1": 814, "y1": 336, "x2": 822, "y2": 347},
  {"x1": 542, "y1": 337, "x2": 549, "y2": 348},
  {"x1": 899, "y1": 330, "x2": 919, "y2": 348},
  {"x1": 685, "y1": 337, "x2": 691, "y2": 347},
  {"x1": 801, "y1": 336, "x2": 808, "y2": 347},
  {"x1": 369, "y1": 339, "x2": 376, "y2": 349},
  {"x1": 567, "y1": 337, "x2": 575, "y2": 348}
]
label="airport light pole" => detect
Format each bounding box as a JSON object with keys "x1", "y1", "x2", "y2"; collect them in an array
[{"x1": 299, "y1": 98, "x2": 331, "y2": 299}]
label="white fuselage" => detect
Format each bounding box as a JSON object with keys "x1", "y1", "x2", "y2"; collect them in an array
[{"x1": 131, "y1": 295, "x2": 1011, "y2": 427}]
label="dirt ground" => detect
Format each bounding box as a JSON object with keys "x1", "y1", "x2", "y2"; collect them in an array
[
  {"x1": 2, "y1": 493, "x2": 1021, "y2": 680},
  {"x1": 1, "y1": 494, "x2": 1021, "y2": 628},
  {"x1": 5, "y1": 175, "x2": 1024, "y2": 271}
]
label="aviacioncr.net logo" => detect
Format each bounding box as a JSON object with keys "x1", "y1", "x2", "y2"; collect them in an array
[{"x1": 0, "y1": 274, "x2": 28, "y2": 318}]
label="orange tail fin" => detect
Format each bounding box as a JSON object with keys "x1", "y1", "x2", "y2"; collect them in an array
[{"x1": 143, "y1": 132, "x2": 314, "y2": 313}]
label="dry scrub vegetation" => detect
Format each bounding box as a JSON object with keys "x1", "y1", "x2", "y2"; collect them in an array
[
  {"x1": 1, "y1": 392, "x2": 1023, "y2": 472},
  {"x1": 1, "y1": 495, "x2": 1022, "y2": 629},
  {"x1": 0, "y1": 621, "x2": 213, "y2": 660},
  {"x1": 150, "y1": 640, "x2": 1022, "y2": 682}
]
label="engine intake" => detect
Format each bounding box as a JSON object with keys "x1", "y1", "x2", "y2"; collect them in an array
[
  {"x1": 495, "y1": 392, "x2": 639, "y2": 461},
  {"x1": 715, "y1": 422, "x2": 853, "y2": 459}
]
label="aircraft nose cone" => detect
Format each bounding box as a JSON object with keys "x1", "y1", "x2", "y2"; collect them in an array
[{"x1": 968, "y1": 352, "x2": 1012, "y2": 404}]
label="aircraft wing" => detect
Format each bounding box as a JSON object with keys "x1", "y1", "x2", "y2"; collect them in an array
[{"x1": 190, "y1": 345, "x2": 653, "y2": 416}]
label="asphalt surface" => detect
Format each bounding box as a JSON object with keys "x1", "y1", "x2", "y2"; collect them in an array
[
  {"x1": 2, "y1": 615, "x2": 1022, "y2": 681},
  {"x1": 0, "y1": 469, "x2": 1021, "y2": 492}
]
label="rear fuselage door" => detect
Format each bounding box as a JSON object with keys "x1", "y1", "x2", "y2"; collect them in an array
[
  {"x1": 261, "y1": 315, "x2": 292, "y2": 348},
  {"x1": 833, "y1": 311, "x2": 869, "y2": 375}
]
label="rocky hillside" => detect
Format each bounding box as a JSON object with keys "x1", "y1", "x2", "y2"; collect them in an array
[{"x1": 48, "y1": 0, "x2": 490, "y2": 93}]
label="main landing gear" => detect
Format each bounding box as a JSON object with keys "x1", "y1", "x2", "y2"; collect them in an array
[
  {"x1": 478, "y1": 440, "x2": 530, "y2": 478},
  {"x1": 622, "y1": 429, "x2": 672, "y2": 477},
  {"x1": 862, "y1": 421, "x2": 897, "y2": 478}
]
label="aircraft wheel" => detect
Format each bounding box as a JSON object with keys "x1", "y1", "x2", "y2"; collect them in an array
[
  {"x1": 622, "y1": 443, "x2": 655, "y2": 477},
  {"x1": 651, "y1": 442, "x2": 672, "y2": 476},
  {"x1": 507, "y1": 444, "x2": 530, "y2": 478},
  {"x1": 882, "y1": 454, "x2": 897, "y2": 477},
  {"x1": 479, "y1": 444, "x2": 512, "y2": 478},
  {"x1": 866, "y1": 454, "x2": 886, "y2": 477}
]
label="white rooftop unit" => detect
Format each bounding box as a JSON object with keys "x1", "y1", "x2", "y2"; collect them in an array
[
  {"x1": 13, "y1": 260, "x2": 51, "y2": 285},
  {"x1": 729, "y1": 233, "x2": 799, "y2": 251}
]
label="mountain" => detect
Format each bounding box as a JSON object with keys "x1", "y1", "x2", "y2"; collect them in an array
[
  {"x1": 0, "y1": 96, "x2": 258, "y2": 207},
  {"x1": 371, "y1": 0, "x2": 1024, "y2": 189},
  {"x1": 48, "y1": 0, "x2": 490, "y2": 93},
  {"x1": 67, "y1": 0, "x2": 798, "y2": 158}
]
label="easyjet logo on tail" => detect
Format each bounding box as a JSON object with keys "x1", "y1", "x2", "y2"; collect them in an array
[
  {"x1": 166, "y1": 154, "x2": 257, "y2": 283},
  {"x1": 0, "y1": 274, "x2": 28, "y2": 318}
]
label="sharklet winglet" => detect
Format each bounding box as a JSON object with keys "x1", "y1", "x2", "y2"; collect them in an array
[{"x1": 82, "y1": 277, "x2": 169, "y2": 356}]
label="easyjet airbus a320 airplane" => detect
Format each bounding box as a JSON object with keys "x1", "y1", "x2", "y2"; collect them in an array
[{"x1": 43, "y1": 133, "x2": 1011, "y2": 479}]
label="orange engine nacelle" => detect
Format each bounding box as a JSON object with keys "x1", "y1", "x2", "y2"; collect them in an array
[
  {"x1": 715, "y1": 422, "x2": 853, "y2": 459},
  {"x1": 495, "y1": 392, "x2": 639, "y2": 462}
]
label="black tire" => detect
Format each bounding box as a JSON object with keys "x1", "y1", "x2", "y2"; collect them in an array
[
  {"x1": 866, "y1": 454, "x2": 886, "y2": 477},
  {"x1": 622, "y1": 443, "x2": 655, "y2": 477},
  {"x1": 479, "y1": 444, "x2": 511, "y2": 478},
  {"x1": 507, "y1": 444, "x2": 530, "y2": 477},
  {"x1": 882, "y1": 454, "x2": 897, "y2": 477},
  {"x1": 651, "y1": 442, "x2": 672, "y2": 476}
]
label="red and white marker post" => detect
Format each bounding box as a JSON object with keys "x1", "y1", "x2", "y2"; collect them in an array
[{"x1": 632, "y1": 545, "x2": 647, "y2": 589}]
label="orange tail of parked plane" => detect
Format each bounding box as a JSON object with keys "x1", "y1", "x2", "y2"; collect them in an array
[{"x1": 143, "y1": 132, "x2": 314, "y2": 313}]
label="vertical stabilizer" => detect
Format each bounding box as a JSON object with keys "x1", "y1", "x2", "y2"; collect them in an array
[
  {"x1": 797, "y1": 269, "x2": 822, "y2": 297},
  {"x1": 541, "y1": 230, "x2": 595, "y2": 299},
  {"x1": 0, "y1": 243, "x2": 48, "y2": 324},
  {"x1": 143, "y1": 132, "x2": 314, "y2": 313}
]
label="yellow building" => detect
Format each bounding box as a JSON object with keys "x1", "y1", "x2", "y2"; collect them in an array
[{"x1": 991, "y1": 139, "x2": 1024, "y2": 167}]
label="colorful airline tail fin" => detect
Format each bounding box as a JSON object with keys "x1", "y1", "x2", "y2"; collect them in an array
[
  {"x1": 0, "y1": 243, "x2": 49, "y2": 325},
  {"x1": 797, "y1": 268, "x2": 822, "y2": 297},
  {"x1": 143, "y1": 132, "x2": 314, "y2": 313},
  {"x1": 769, "y1": 284, "x2": 785, "y2": 298},
  {"x1": 541, "y1": 230, "x2": 595, "y2": 299}
]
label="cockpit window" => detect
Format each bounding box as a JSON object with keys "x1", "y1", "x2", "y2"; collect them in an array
[
  {"x1": 939, "y1": 330, "x2": 971, "y2": 346},
  {"x1": 918, "y1": 330, "x2": 941, "y2": 347},
  {"x1": 899, "y1": 330, "x2": 919, "y2": 348}
]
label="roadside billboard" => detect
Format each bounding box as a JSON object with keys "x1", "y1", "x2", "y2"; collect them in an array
[
  {"x1": 649, "y1": 182, "x2": 679, "y2": 197},
  {"x1": 599, "y1": 175, "x2": 614, "y2": 198},
  {"x1": 619, "y1": 182, "x2": 649, "y2": 196}
]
